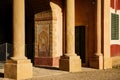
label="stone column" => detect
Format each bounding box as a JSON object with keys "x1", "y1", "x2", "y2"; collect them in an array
[
  {"x1": 4, "y1": 0, "x2": 32, "y2": 79},
  {"x1": 12, "y1": 0, "x2": 26, "y2": 60},
  {"x1": 59, "y1": 0, "x2": 81, "y2": 72},
  {"x1": 95, "y1": 0, "x2": 103, "y2": 56},
  {"x1": 90, "y1": 0, "x2": 103, "y2": 69},
  {"x1": 65, "y1": 0, "x2": 75, "y2": 55}
]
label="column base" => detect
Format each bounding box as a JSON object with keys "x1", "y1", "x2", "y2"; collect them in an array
[
  {"x1": 89, "y1": 54, "x2": 103, "y2": 69},
  {"x1": 4, "y1": 59, "x2": 33, "y2": 80},
  {"x1": 59, "y1": 55, "x2": 81, "y2": 72}
]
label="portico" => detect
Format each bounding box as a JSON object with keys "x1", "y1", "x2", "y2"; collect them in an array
[{"x1": 3, "y1": 0, "x2": 113, "y2": 79}]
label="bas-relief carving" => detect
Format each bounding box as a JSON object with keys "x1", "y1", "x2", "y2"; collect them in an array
[{"x1": 36, "y1": 24, "x2": 50, "y2": 57}]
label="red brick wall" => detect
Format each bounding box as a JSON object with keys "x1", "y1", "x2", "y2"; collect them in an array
[
  {"x1": 111, "y1": 0, "x2": 120, "y2": 10},
  {"x1": 111, "y1": 0, "x2": 114, "y2": 8},
  {"x1": 117, "y1": 0, "x2": 120, "y2": 9},
  {"x1": 111, "y1": 45, "x2": 120, "y2": 57}
]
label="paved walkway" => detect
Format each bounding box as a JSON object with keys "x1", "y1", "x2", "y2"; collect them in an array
[
  {"x1": 0, "y1": 65, "x2": 120, "y2": 80},
  {"x1": 27, "y1": 67, "x2": 120, "y2": 80}
]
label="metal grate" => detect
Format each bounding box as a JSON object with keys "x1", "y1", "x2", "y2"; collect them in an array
[
  {"x1": 0, "y1": 43, "x2": 34, "y2": 62},
  {"x1": 0, "y1": 43, "x2": 13, "y2": 62},
  {"x1": 0, "y1": 43, "x2": 34, "y2": 68}
]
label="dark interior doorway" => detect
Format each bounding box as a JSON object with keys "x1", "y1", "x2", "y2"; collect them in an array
[{"x1": 75, "y1": 26, "x2": 86, "y2": 64}]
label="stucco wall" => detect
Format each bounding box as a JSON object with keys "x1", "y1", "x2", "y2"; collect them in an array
[{"x1": 75, "y1": 0, "x2": 96, "y2": 59}]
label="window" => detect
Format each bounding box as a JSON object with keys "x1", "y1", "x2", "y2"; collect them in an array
[{"x1": 111, "y1": 13, "x2": 119, "y2": 40}]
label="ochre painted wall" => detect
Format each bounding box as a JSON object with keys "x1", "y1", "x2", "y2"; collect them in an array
[
  {"x1": 75, "y1": 0, "x2": 96, "y2": 61},
  {"x1": 75, "y1": 0, "x2": 95, "y2": 26}
]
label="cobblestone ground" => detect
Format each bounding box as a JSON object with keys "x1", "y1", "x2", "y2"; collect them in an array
[{"x1": 0, "y1": 66, "x2": 120, "y2": 80}]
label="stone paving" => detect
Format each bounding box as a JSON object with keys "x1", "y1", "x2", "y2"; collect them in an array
[
  {"x1": 0, "y1": 65, "x2": 120, "y2": 80},
  {"x1": 26, "y1": 67, "x2": 120, "y2": 80}
]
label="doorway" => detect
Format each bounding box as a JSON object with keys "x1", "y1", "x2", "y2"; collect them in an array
[{"x1": 75, "y1": 26, "x2": 86, "y2": 65}]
